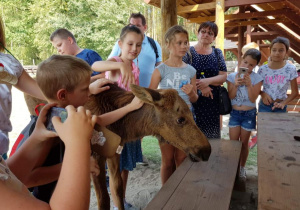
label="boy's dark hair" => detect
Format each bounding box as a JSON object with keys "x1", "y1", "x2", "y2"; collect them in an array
[
  {"x1": 243, "y1": 48, "x2": 261, "y2": 64},
  {"x1": 197, "y1": 21, "x2": 218, "y2": 38},
  {"x1": 50, "y1": 28, "x2": 77, "y2": 43},
  {"x1": 270, "y1": 36, "x2": 290, "y2": 51},
  {"x1": 129, "y1": 12, "x2": 146, "y2": 26},
  {"x1": 36, "y1": 55, "x2": 91, "y2": 100}
]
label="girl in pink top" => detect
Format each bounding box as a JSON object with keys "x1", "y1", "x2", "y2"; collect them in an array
[{"x1": 92, "y1": 25, "x2": 143, "y2": 209}]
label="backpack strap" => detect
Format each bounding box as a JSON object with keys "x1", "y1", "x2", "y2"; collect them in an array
[{"x1": 147, "y1": 36, "x2": 159, "y2": 59}]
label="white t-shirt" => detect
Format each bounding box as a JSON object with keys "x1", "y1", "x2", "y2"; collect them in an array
[
  {"x1": 0, "y1": 53, "x2": 23, "y2": 154},
  {"x1": 258, "y1": 63, "x2": 298, "y2": 101}
]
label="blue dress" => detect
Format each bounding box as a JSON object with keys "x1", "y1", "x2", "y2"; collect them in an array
[{"x1": 183, "y1": 46, "x2": 227, "y2": 139}]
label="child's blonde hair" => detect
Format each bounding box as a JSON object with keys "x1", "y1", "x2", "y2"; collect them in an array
[
  {"x1": 164, "y1": 25, "x2": 189, "y2": 46},
  {"x1": 36, "y1": 55, "x2": 91, "y2": 100}
]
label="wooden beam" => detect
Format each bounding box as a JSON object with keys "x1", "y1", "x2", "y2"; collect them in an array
[
  {"x1": 161, "y1": 0, "x2": 177, "y2": 61},
  {"x1": 187, "y1": 9, "x2": 286, "y2": 23},
  {"x1": 225, "y1": 0, "x2": 282, "y2": 7},
  {"x1": 282, "y1": 9, "x2": 300, "y2": 28},
  {"x1": 225, "y1": 31, "x2": 279, "y2": 38},
  {"x1": 225, "y1": 18, "x2": 287, "y2": 27},
  {"x1": 177, "y1": 2, "x2": 216, "y2": 14},
  {"x1": 215, "y1": 0, "x2": 225, "y2": 53}
]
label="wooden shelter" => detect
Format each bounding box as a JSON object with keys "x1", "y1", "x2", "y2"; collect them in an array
[{"x1": 144, "y1": 0, "x2": 300, "y2": 64}]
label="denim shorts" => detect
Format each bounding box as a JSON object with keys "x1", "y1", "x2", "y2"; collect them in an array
[
  {"x1": 258, "y1": 100, "x2": 287, "y2": 113},
  {"x1": 228, "y1": 108, "x2": 257, "y2": 131}
]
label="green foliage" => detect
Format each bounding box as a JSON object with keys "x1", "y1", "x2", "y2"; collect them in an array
[
  {"x1": 1, "y1": 0, "x2": 148, "y2": 64},
  {"x1": 142, "y1": 136, "x2": 161, "y2": 164}
]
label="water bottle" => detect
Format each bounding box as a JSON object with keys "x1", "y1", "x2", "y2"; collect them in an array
[{"x1": 197, "y1": 72, "x2": 205, "y2": 95}]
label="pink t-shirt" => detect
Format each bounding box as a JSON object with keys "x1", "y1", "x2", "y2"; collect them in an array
[{"x1": 105, "y1": 56, "x2": 139, "y2": 91}]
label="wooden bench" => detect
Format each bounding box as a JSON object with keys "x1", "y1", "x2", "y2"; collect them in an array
[
  {"x1": 257, "y1": 113, "x2": 300, "y2": 210},
  {"x1": 287, "y1": 88, "x2": 300, "y2": 112},
  {"x1": 145, "y1": 140, "x2": 242, "y2": 210}
]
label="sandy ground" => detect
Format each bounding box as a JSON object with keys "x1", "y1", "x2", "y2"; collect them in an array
[{"x1": 8, "y1": 87, "x2": 258, "y2": 210}]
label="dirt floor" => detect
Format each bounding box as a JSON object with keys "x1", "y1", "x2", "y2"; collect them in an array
[{"x1": 9, "y1": 87, "x2": 258, "y2": 210}]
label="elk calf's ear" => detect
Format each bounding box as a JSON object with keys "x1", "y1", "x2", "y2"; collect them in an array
[{"x1": 130, "y1": 84, "x2": 162, "y2": 105}]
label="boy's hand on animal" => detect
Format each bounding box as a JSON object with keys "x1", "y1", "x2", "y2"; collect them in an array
[
  {"x1": 261, "y1": 92, "x2": 273, "y2": 105},
  {"x1": 128, "y1": 96, "x2": 144, "y2": 110},
  {"x1": 31, "y1": 103, "x2": 58, "y2": 141},
  {"x1": 52, "y1": 105, "x2": 97, "y2": 147},
  {"x1": 120, "y1": 63, "x2": 136, "y2": 88},
  {"x1": 272, "y1": 102, "x2": 285, "y2": 110},
  {"x1": 90, "y1": 156, "x2": 100, "y2": 176},
  {"x1": 89, "y1": 78, "x2": 113, "y2": 95},
  {"x1": 243, "y1": 74, "x2": 252, "y2": 87},
  {"x1": 201, "y1": 86, "x2": 213, "y2": 99}
]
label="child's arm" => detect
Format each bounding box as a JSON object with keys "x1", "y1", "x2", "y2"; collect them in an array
[
  {"x1": 50, "y1": 105, "x2": 97, "y2": 210},
  {"x1": 91, "y1": 58, "x2": 135, "y2": 87},
  {"x1": 15, "y1": 70, "x2": 46, "y2": 100},
  {"x1": 182, "y1": 75, "x2": 198, "y2": 103},
  {"x1": 149, "y1": 68, "x2": 161, "y2": 89},
  {"x1": 7, "y1": 103, "x2": 58, "y2": 182},
  {"x1": 23, "y1": 163, "x2": 62, "y2": 188},
  {"x1": 97, "y1": 96, "x2": 144, "y2": 126},
  {"x1": 244, "y1": 74, "x2": 262, "y2": 103},
  {"x1": 273, "y1": 78, "x2": 298, "y2": 110},
  {"x1": 227, "y1": 74, "x2": 243, "y2": 99}
]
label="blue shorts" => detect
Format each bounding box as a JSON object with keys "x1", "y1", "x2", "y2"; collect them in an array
[
  {"x1": 228, "y1": 108, "x2": 257, "y2": 131},
  {"x1": 258, "y1": 100, "x2": 287, "y2": 113}
]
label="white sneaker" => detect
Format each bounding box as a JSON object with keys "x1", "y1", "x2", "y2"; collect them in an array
[{"x1": 239, "y1": 167, "x2": 246, "y2": 181}]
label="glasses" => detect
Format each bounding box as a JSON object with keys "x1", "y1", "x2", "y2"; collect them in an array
[{"x1": 200, "y1": 30, "x2": 214, "y2": 37}]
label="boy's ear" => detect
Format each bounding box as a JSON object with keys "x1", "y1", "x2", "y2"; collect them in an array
[
  {"x1": 57, "y1": 89, "x2": 67, "y2": 101},
  {"x1": 67, "y1": 36, "x2": 74, "y2": 44}
]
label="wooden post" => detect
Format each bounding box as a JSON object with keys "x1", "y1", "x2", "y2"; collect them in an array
[
  {"x1": 161, "y1": 0, "x2": 177, "y2": 61},
  {"x1": 215, "y1": 0, "x2": 225, "y2": 130},
  {"x1": 246, "y1": 11, "x2": 251, "y2": 44},
  {"x1": 237, "y1": 6, "x2": 245, "y2": 66},
  {"x1": 215, "y1": 0, "x2": 225, "y2": 54}
]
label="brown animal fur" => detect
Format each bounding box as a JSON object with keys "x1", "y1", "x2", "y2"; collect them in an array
[{"x1": 25, "y1": 84, "x2": 211, "y2": 210}]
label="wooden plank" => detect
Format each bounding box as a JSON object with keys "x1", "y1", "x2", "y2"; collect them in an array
[
  {"x1": 257, "y1": 113, "x2": 300, "y2": 210},
  {"x1": 187, "y1": 9, "x2": 286, "y2": 23},
  {"x1": 225, "y1": 18, "x2": 287, "y2": 27},
  {"x1": 145, "y1": 140, "x2": 242, "y2": 210},
  {"x1": 144, "y1": 159, "x2": 193, "y2": 209},
  {"x1": 225, "y1": 0, "x2": 283, "y2": 7},
  {"x1": 177, "y1": 2, "x2": 216, "y2": 14}
]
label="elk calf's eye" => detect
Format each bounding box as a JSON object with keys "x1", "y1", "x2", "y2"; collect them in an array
[{"x1": 177, "y1": 117, "x2": 185, "y2": 124}]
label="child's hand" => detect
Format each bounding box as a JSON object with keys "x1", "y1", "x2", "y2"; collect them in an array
[
  {"x1": 89, "y1": 78, "x2": 113, "y2": 95},
  {"x1": 90, "y1": 156, "x2": 100, "y2": 176},
  {"x1": 181, "y1": 84, "x2": 193, "y2": 96},
  {"x1": 272, "y1": 102, "x2": 285, "y2": 110},
  {"x1": 30, "y1": 103, "x2": 58, "y2": 142},
  {"x1": 234, "y1": 74, "x2": 243, "y2": 87},
  {"x1": 201, "y1": 86, "x2": 213, "y2": 99},
  {"x1": 243, "y1": 74, "x2": 252, "y2": 87},
  {"x1": 52, "y1": 105, "x2": 97, "y2": 147},
  {"x1": 261, "y1": 92, "x2": 273, "y2": 105},
  {"x1": 196, "y1": 78, "x2": 209, "y2": 89},
  {"x1": 128, "y1": 96, "x2": 144, "y2": 110},
  {"x1": 120, "y1": 63, "x2": 136, "y2": 88}
]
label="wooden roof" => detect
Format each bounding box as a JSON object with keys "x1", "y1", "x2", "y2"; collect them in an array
[{"x1": 145, "y1": 0, "x2": 300, "y2": 63}]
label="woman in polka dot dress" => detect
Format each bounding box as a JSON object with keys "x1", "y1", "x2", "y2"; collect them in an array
[{"x1": 183, "y1": 21, "x2": 227, "y2": 139}]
